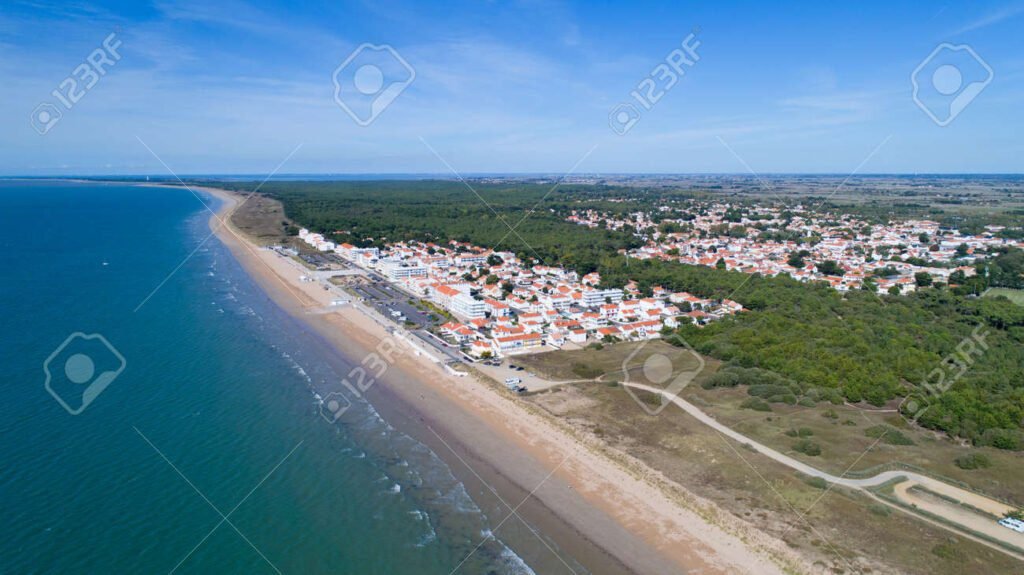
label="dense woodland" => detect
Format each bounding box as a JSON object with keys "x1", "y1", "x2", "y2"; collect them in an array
[{"x1": 215, "y1": 180, "x2": 1024, "y2": 448}]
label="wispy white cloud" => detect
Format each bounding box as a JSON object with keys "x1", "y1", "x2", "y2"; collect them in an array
[
  {"x1": 953, "y1": 1, "x2": 1024, "y2": 34},
  {"x1": 153, "y1": 0, "x2": 349, "y2": 55},
  {"x1": 3, "y1": 0, "x2": 1022, "y2": 174}
]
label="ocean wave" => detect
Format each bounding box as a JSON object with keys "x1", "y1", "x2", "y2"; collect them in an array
[
  {"x1": 498, "y1": 547, "x2": 539, "y2": 575},
  {"x1": 200, "y1": 233, "x2": 543, "y2": 575}
]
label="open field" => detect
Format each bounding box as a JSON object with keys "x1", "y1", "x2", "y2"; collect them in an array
[
  {"x1": 525, "y1": 381, "x2": 1024, "y2": 575},
  {"x1": 520, "y1": 343, "x2": 1024, "y2": 508},
  {"x1": 519, "y1": 343, "x2": 1024, "y2": 565},
  {"x1": 220, "y1": 192, "x2": 292, "y2": 245},
  {"x1": 983, "y1": 287, "x2": 1024, "y2": 306},
  {"x1": 682, "y1": 384, "x2": 1024, "y2": 506},
  {"x1": 515, "y1": 340, "x2": 721, "y2": 386}
]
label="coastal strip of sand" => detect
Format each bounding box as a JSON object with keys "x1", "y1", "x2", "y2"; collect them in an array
[{"x1": 200, "y1": 185, "x2": 808, "y2": 575}]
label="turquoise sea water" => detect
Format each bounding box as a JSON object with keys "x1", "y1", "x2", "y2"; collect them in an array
[{"x1": 0, "y1": 181, "x2": 562, "y2": 574}]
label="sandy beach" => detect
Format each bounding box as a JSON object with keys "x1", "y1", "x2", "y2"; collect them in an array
[{"x1": 200, "y1": 185, "x2": 807, "y2": 575}]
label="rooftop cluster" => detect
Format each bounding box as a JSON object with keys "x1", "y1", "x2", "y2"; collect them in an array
[
  {"x1": 298, "y1": 230, "x2": 742, "y2": 357},
  {"x1": 567, "y1": 202, "x2": 1021, "y2": 294}
]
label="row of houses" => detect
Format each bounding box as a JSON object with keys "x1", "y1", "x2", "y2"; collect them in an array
[{"x1": 296, "y1": 233, "x2": 743, "y2": 358}]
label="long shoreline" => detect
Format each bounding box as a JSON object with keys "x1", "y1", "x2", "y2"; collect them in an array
[{"x1": 198, "y1": 185, "x2": 805, "y2": 575}]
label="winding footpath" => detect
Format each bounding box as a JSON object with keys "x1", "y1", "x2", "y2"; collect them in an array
[{"x1": 623, "y1": 381, "x2": 1024, "y2": 561}]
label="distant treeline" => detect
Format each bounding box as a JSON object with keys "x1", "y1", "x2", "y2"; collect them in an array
[
  {"x1": 214, "y1": 180, "x2": 646, "y2": 274},
  {"x1": 211, "y1": 181, "x2": 1024, "y2": 448}
]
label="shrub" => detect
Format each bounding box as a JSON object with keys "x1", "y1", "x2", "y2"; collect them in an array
[
  {"x1": 931, "y1": 542, "x2": 966, "y2": 562},
  {"x1": 748, "y1": 384, "x2": 791, "y2": 398},
  {"x1": 869, "y1": 503, "x2": 892, "y2": 517},
  {"x1": 640, "y1": 391, "x2": 662, "y2": 407},
  {"x1": 822, "y1": 408, "x2": 838, "y2": 420},
  {"x1": 954, "y1": 453, "x2": 992, "y2": 470},
  {"x1": 571, "y1": 362, "x2": 603, "y2": 379},
  {"x1": 703, "y1": 370, "x2": 741, "y2": 389},
  {"x1": 865, "y1": 425, "x2": 915, "y2": 446},
  {"x1": 804, "y1": 476, "x2": 828, "y2": 489},
  {"x1": 785, "y1": 428, "x2": 814, "y2": 438},
  {"x1": 705, "y1": 366, "x2": 797, "y2": 390},
  {"x1": 741, "y1": 397, "x2": 772, "y2": 412},
  {"x1": 979, "y1": 428, "x2": 1022, "y2": 451},
  {"x1": 793, "y1": 439, "x2": 822, "y2": 456}
]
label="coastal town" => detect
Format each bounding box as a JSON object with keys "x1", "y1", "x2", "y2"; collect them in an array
[
  {"x1": 292, "y1": 198, "x2": 1024, "y2": 360},
  {"x1": 568, "y1": 202, "x2": 1023, "y2": 294},
  {"x1": 296, "y1": 228, "x2": 744, "y2": 359},
  {"x1": 292, "y1": 198, "x2": 1024, "y2": 361},
  {"x1": 15, "y1": 1, "x2": 1024, "y2": 573},
  {"x1": 286, "y1": 194, "x2": 1024, "y2": 562}
]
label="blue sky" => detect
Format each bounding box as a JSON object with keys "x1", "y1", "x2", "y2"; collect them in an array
[{"x1": 2, "y1": 0, "x2": 1023, "y2": 175}]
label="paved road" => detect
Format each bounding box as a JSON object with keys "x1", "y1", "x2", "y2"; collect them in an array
[
  {"x1": 310, "y1": 269, "x2": 365, "y2": 279},
  {"x1": 413, "y1": 328, "x2": 466, "y2": 363}
]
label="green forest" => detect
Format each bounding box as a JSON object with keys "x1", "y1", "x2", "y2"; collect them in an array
[{"x1": 212, "y1": 180, "x2": 1024, "y2": 448}]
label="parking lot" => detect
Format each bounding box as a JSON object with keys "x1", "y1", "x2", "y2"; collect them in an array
[
  {"x1": 296, "y1": 251, "x2": 349, "y2": 271},
  {"x1": 342, "y1": 275, "x2": 469, "y2": 364},
  {"x1": 350, "y1": 282, "x2": 435, "y2": 329},
  {"x1": 473, "y1": 359, "x2": 570, "y2": 392}
]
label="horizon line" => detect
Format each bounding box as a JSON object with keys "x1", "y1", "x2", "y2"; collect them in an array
[{"x1": 3, "y1": 172, "x2": 1024, "y2": 180}]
